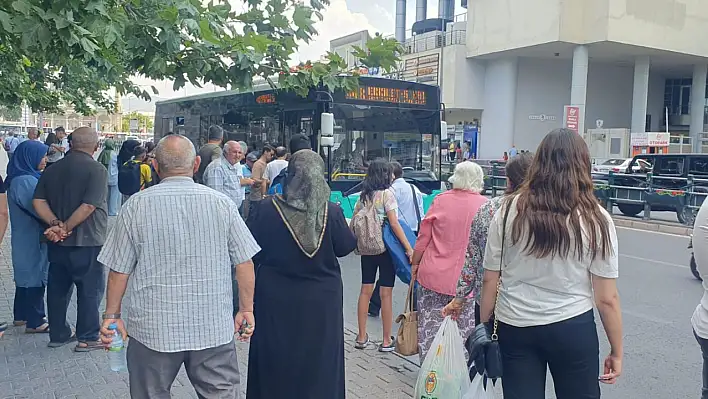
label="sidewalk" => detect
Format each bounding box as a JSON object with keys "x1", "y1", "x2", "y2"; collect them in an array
[{"x1": 0, "y1": 229, "x2": 418, "y2": 398}]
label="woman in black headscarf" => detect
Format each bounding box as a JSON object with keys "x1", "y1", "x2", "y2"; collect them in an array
[
  {"x1": 246, "y1": 150, "x2": 357, "y2": 399},
  {"x1": 117, "y1": 139, "x2": 140, "y2": 167}
]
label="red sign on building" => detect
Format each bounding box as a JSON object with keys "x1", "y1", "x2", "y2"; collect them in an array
[{"x1": 564, "y1": 106, "x2": 580, "y2": 133}]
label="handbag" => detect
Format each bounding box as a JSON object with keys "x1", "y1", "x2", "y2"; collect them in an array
[
  {"x1": 394, "y1": 279, "x2": 418, "y2": 356},
  {"x1": 482, "y1": 201, "x2": 512, "y2": 379}
]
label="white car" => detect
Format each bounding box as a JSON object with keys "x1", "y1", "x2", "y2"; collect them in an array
[{"x1": 593, "y1": 158, "x2": 652, "y2": 175}]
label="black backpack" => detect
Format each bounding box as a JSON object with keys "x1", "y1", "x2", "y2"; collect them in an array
[{"x1": 118, "y1": 160, "x2": 142, "y2": 195}]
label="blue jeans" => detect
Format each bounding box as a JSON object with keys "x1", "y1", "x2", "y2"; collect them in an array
[
  {"x1": 13, "y1": 285, "x2": 46, "y2": 328},
  {"x1": 47, "y1": 246, "x2": 105, "y2": 343},
  {"x1": 108, "y1": 185, "x2": 121, "y2": 216}
]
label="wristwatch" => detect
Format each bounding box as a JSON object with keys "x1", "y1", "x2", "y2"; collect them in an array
[
  {"x1": 49, "y1": 219, "x2": 62, "y2": 227},
  {"x1": 102, "y1": 313, "x2": 121, "y2": 320}
]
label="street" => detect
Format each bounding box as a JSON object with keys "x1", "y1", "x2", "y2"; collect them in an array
[{"x1": 0, "y1": 222, "x2": 703, "y2": 398}]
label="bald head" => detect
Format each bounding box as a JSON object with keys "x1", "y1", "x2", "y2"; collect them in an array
[
  {"x1": 154, "y1": 135, "x2": 198, "y2": 177},
  {"x1": 70, "y1": 127, "x2": 98, "y2": 153}
]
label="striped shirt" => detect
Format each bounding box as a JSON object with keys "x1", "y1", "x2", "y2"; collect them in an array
[
  {"x1": 204, "y1": 157, "x2": 244, "y2": 207},
  {"x1": 97, "y1": 176, "x2": 261, "y2": 353}
]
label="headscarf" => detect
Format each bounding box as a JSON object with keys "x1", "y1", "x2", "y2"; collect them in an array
[
  {"x1": 97, "y1": 139, "x2": 116, "y2": 169},
  {"x1": 6, "y1": 140, "x2": 47, "y2": 187},
  {"x1": 272, "y1": 150, "x2": 330, "y2": 258},
  {"x1": 118, "y1": 139, "x2": 140, "y2": 167}
]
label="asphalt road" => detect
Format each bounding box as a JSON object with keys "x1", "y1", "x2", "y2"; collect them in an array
[{"x1": 339, "y1": 226, "x2": 703, "y2": 398}]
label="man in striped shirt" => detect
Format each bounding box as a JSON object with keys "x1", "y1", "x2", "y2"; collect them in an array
[
  {"x1": 98, "y1": 135, "x2": 260, "y2": 397},
  {"x1": 204, "y1": 140, "x2": 254, "y2": 211}
]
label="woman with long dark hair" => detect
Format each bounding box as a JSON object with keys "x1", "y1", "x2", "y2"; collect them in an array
[
  {"x1": 351, "y1": 159, "x2": 413, "y2": 352},
  {"x1": 478, "y1": 129, "x2": 623, "y2": 398},
  {"x1": 443, "y1": 152, "x2": 534, "y2": 323}
]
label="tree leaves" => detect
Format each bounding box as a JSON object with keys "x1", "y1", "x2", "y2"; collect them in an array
[{"x1": 0, "y1": 0, "x2": 400, "y2": 114}]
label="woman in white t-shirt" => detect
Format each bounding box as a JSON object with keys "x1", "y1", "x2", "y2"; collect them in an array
[{"x1": 478, "y1": 128, "x2": 623, "y2": 399}]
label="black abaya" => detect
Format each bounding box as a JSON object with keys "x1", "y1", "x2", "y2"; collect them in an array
[{"x1": 246, "y1": 200, "x2": 357, "y2": 399}]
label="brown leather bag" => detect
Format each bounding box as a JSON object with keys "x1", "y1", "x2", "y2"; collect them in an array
[{"x1": 395, "y1": 280, "x2": 418, "y2": 356}]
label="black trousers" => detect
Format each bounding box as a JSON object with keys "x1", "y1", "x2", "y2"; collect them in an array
[
  {"x1": 498, "y1": 310, "x2": 600, "y2": 399},
  {"x1": 47, "y1": 245, "x2": 105, "y2": 343},
  {"x1": 695, "y1": 330, "x2": 708, "y2": 399},
  {"x1": 13, "y1": 285, "x2": 46, "y2": 328}
]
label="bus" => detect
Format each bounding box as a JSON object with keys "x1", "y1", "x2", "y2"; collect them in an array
[{"x1": 154, "y1": 77, "x2": 443, "y2": 201}]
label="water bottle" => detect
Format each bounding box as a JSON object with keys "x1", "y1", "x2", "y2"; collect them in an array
[{"x1": 108, "y1": 323, "x2": 127, "y2": 372}]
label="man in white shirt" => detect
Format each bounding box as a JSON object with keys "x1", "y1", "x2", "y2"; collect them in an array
[
  {"x1": 46, "y1": 127, "x2": 69, "y2": 167},
  {"x1": 264, "y1": 146, "x2": 288, "y2": 188},
  {"x1": 390, "y1": 162, "x2": 424, "y2": 233},
  {"x1": 204, "y1": 141, "x2": 254, "y2": 211}
]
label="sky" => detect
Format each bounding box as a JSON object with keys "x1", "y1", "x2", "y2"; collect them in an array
[{"x1": 128, "y1": 0, "x2": 444, "y2": 107}]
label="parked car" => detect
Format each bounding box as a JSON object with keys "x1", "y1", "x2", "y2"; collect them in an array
[
  {"x1": 593, "y1": 158, "x2": 653, "y2": 176},
  {"x1": 610, "y1": 153, "x2": 708, "y2": 224}
]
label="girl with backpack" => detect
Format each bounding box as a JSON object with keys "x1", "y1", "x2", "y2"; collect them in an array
[{"x1": 351, "y1": 159, "x2": 414, "y2": 352}]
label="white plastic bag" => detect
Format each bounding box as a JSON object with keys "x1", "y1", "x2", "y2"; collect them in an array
[
  {"x1": 463, "y1": 375, "x2": 495, "y2": 399},
  {"x1": 414, "y1": 316, "x2": 471, "y2": 399}
]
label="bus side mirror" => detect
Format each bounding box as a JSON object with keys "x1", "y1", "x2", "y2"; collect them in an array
[{"x1": 321, "y1": 112, "x2": 334, "y2": 147}]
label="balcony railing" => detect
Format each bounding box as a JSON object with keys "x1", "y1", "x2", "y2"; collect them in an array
[{"x1": 402, "y1": 30, "x2": 466, "y2": 55}]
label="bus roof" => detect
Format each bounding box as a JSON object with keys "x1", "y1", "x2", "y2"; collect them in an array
[{"x1": 154, "y1": 76, "x2": 438, "y2": 106}]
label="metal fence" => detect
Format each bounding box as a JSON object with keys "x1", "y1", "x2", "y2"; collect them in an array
[{"x1": 479, "y1": 163, "x2": 707, "y2": 226}]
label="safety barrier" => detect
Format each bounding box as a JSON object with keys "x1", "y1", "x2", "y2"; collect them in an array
[{"x1": 480, "y1": 163, "x2": 707, "y2": 226}]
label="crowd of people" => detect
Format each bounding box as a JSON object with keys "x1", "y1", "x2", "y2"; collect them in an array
[{"x1": 0, "y1": 124, "x2": 671, "y2": 399}]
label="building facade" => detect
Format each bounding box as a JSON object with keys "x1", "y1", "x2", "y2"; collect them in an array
[{"x1": 334, "y1": 0, "x2": 708, "y2": 159}]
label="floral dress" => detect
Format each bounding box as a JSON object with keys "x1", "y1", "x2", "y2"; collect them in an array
[{"x1": 456, "y1": 196, "x2": 505, "y2": 302}]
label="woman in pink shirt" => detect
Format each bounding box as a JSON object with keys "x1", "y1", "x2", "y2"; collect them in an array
[{"x1": 411, "y1": 161, "x2": 488, "y2": 360}]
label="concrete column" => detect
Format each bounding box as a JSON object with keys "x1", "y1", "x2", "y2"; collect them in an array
[
  {"x1": 570, "y1": 45, "x2": 588, "y2": 135},
  {"x1": 691, "y1": 64, "x2": 707, "y2": 153},
  {"x1": 480, "y1": 58, "x2": 517, "y2": 159},
  {"x1": 416, "y1": 0, "x2": 427, "y2": 21},
  {"x1": 631, "y1": 56, "x2": 650, "y2": 133},
  {"x1": 395, "y1": 0, "x2": 406, "y2": 43}
]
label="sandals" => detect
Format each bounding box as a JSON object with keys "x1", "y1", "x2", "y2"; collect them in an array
[
  {"x1": 74, "y1": 340, "x2": 104, "y2": 352},
  {"x1": 378, "y1": 336, "x2": 396, "y2": 353},
  {"x1": 354, "y1": 333, "x2": 369, "y2": 349},
  {"x1": 13, "y1": 320, "x2": 26, "y2": 327},
  {"x1": 48, "y1": 333, "x2": 77, "y2": 348},
  {"x1": 25, "y1": 323, "x2": 50, "y2": 334}
]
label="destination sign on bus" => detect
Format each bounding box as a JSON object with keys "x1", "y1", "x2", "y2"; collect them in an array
[
  {"x1": 256, "y1": 93, "x2": 276, "y2": 104},
  {"x1": 346, "y1": 87, "x2": 427, "y2": 105}
]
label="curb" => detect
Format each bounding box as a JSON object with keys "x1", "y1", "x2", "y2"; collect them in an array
[{"x1": 612, "y1": 216, "x2": 692, "y2": 236}]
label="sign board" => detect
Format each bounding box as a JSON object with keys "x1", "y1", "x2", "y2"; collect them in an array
[
  {"x1": 129, "y1": 119, "x2": 139, "y2": 131},
  {"x1": 630, "y1": 132, "x2": 670, "y2": 147},
  {"x1": 400, "y1": 54, "x2": 439, "y2": 84},
  {"x1": 528, "y1": 114, "x2": 557, "y2": 122},
  {"x1": 345, "y1": 87, "x2": 427, "y2": 105},
  {"x1": 563, "y1": 106, "x2": 580, "y2": 133}
]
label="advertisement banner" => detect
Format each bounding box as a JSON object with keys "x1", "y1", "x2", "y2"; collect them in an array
[
  {"x1": 463, "y1": 125, "x2": 478, "y2": 159},
  {"x1": 564, "y1": 106, "x2": 580, "y2": 133}
]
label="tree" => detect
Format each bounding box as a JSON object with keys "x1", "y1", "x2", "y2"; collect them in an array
[
  {"x1": 0, "y1": 105, "x2": 21, "y2": 121},
  {"x1": 0, "y1": 0, "x2": 401, "y2": 114},
  {"x1": 121, "y1": 111, "x2": 154, "y2": 132}
]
